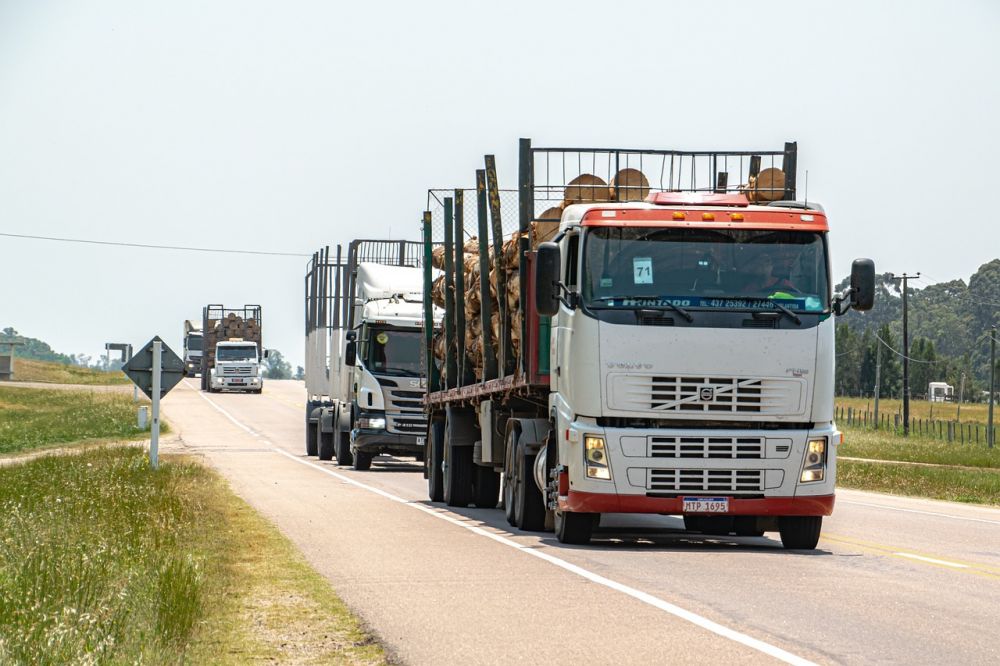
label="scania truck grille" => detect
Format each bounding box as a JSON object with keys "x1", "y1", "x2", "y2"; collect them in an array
[
  {"x1": 387, "y1": 415, "x2": 426, "y2": 434},
  {"x1": 648, "y1": 469, "x2": 763, "y2": 493}
]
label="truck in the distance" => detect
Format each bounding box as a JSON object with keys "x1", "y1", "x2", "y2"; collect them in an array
[
  {"x1": 305, "y1": 241, "x2": 432, "y2": 470},
  {"x1": 422, "y1": 138, "x2": 875, "y2": 548},
  {"x1": 182, "y1": 320, "x2": 203, "y2": 377},
  {"x1": 200, "y1": 304, "x2": 265, "y2": 394}
]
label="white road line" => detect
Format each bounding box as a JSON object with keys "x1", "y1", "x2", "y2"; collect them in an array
[
  {"x1": 894, "y1": 553, "x2": 969, "y2": 569},
  {"x1": 192, "y1": 386, "x2": 260, "y2": 437},
  {"x1": 840, "y1": 500, "x2": 1000, "y2": 526},
  {"x1": 198, "y1": 389, "x2": 816, "y2": 664}
]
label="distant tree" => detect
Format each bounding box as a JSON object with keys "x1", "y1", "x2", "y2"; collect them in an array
[
  {"x1": 1, "y1": 327, "x2": 75, "y2": 364},
  {"x1": 294, "y1": 365, "x2": 305, "y2": 380},
  {"x1": 263, "y1": 349, "x2": 292, "y2": 379}
]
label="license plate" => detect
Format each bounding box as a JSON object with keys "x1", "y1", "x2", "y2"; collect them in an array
[
  {"x1": 416, "y1": 436, "x2": 426, "y2": 446},
  {"x1": 682, "y1": 497, "x2": 730, "y2": 513}
]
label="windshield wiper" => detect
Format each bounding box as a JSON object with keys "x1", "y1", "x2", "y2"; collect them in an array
[
  {"x1": 759, "y1": 299, "x2": 801, "y2": 326},
  {"x1": 591, "y1": 295, "x2": 693, "y2": 322}
]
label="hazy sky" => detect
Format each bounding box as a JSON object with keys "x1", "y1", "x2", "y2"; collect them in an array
[{"x1": 2, "y1": 1, "x2": 998, "y2": 368}]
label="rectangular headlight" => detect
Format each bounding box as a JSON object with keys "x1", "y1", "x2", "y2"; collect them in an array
[
  {"x1": 800, "y1": 437, "x2": 828, "y2": 483},
  {"x1": 584, "y1": 435, "x2": 611, "y2": 480},
  {"x1": 360, "y1": 417, "x2": 385, "y2": 430}
]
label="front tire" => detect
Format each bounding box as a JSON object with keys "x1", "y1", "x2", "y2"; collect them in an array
[
  {"x1": 352, "y1": 450, "x2": 373, "y2": 471},
  {"x1": 305, "y1": 406, "x2": 318, "y2": 457},
  {"x1": 555, "y1": 510, "x2": 594, "y2": 544},
  {"x1": 779, "y1": 516, "x2": 822, "y2": 550}
]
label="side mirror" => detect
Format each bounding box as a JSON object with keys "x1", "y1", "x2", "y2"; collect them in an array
[
  {"x1": 345, "y1": 341, "x2": 357, "y2": 367},
  {"x1": 849, "y1": 258, "x2": 875, "y2": 312},
  {"x1": 535, "y1": 242, "x2": 561, "y2": 317},
  {"x1": 263, "y1": 349, "x2": 271, "y2": 360},
  {"x1": 346, "y1": 330, "x2": 357, "y2": 342}
]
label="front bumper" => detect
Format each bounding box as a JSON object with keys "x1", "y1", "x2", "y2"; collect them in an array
[
  {"x1": 212, "y1": 376, "x2": 262, "y2": 391},
  {"x1": 351, "y1": 429, "x2": 423, "y2": 454},
  {"x1": 560, "y1": 491, "x2": 835, "y2": 516}
]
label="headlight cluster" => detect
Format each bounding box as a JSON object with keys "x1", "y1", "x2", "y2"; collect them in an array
[
  {"x1": 800, "y1": 437, "x2": 827, "y2": 483},
  {"x1": 359, "y1": 417, "x2": 386, "y2": 430},
  {"x1": 584, "y1": 436, "x2": 611, "y2": 480}
]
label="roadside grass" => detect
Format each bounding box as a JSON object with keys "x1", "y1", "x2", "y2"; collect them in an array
[
  {"x1": 836, "y1": 396, "x2": 989, "y2": 425},
  {"x1": 8, "y1": 358, "x2": 130, "y2": 385},
  {"x1": 838, "y1": 459, "x2": 1000, "y2": 506},
  {"x1": 0, "y1": 447, "x2": 387, "y2": 665},
  {"x1": 840, "y1": 427, "x2": 1000, "y2": 469},
  {"x1": 0, "y1": 386, "x2": 157, "y2": 455}
]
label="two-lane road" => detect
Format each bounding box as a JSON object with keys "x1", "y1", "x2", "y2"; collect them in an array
[{"x1": 163, "y1": 379, "x2": 1000, "y2": 664}]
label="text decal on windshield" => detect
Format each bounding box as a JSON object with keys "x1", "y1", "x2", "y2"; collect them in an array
[{"x1": 605, "y1": 296, "x2": 814, "y2": 311}]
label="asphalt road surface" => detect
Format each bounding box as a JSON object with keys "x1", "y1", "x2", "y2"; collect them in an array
[{"x1": 162, "y1": 379, "x2": 1000, "y2": 665}]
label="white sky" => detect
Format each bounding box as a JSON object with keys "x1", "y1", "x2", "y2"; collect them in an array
[{"x1": 1, "y1": 0, "x2": 998, "y2": 368}]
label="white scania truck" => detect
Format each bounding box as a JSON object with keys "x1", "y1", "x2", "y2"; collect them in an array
[
  {"x1": 422, "y1": 139, "x2": 875, "y2": 549},
  {"x1": 305, "y1": 241, "x2": 432, "y2": 470}
]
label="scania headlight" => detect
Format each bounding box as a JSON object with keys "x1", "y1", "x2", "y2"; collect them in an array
[
  {"x1": 800, "y1": 437, "x2": 827, "y2": 483},
  {"x1": 359, "y1": 417, "x2": 385, "y2": 430},
  {"x1": 584, "y1": 436, "x2": 611, "y2": 480}
]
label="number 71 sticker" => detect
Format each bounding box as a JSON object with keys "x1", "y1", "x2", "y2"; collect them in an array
[{"x1": 633, "y1": 257, "x2": 653, "y2": 284}]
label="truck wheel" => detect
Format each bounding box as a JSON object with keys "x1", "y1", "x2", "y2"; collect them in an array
[
  {"x1": 334, "y1": 419, "x2": 353, "y2": 466},
  {"x1": 555, "y1": 510, "x2": 594, "y2": 544},
  {"x1": 778, "y1": 516, "x2": 822, "y2": 550},
  {"x1": 514, "y1": 442, "x2": 546, "y2": 532},
  {"x1": 427, "y1": 420, "x2": 444, "y2": 502},
  {"x1": 352, "y1": 450, "x2": 373, "y2": 471},
  {"x1": 305, "y1": 406, "x2": 318, "y2": 457},
  {"x1": 472, "y1": 465, "x2": 501, "y2": 509},
  {"x1": 443, "y1": 421, "x2": 473, "y2": 507},
  {"x1": 318, "y1": 421, "x2": 335, "y2": 461},
  {"x1": 502, "y1": 427, "x2": 519, "y2": 526}
]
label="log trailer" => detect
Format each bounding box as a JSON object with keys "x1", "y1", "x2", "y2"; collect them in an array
[
  {"x1": 304, "y1": 240, "x2": 432, "y2": 470},
  {"x1": 422, "y1": 139, "x2": 875, "y2": 548}
]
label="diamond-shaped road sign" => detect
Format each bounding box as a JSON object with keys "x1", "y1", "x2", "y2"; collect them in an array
[{"x1": 123, "y1": 336, "x2": 185, "y2": 400}]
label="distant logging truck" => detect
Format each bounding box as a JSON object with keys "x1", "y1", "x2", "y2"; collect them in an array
[{"x1": 200, "y1": 304, "x2": 266, "y2": 394}]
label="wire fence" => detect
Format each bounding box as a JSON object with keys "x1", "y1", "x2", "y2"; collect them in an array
[
  {"x1": 837, "y1": 406, "x2": 995, "y2": 445},
  {"x1": 425, "y1": 188, "x2": 520, "y2": 244}
]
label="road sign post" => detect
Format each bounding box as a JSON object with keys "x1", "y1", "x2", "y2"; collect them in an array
[
  {"x1": 122, "y1": 336, "x2": 184, "y2": 469},
  {"x1": 151, "y1": 341, "x2": 162, "y2": 469}
]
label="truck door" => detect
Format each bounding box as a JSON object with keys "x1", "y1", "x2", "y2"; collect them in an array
[{"x1": 553, "y1": 233, "x2": 579, "y2": 396}]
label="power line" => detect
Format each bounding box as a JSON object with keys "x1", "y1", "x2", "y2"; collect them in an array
[{"x1": 0, "y1": 231, "x2": 310, "y2": 257}]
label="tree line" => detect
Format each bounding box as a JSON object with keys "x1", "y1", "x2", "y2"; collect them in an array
[{"x1": 835, "y1": 259, "x2": 1000, "y2": 400}]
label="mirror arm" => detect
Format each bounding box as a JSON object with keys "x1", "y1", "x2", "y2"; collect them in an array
[
  {"x1": 833, "y1": 287, "x2": 856, "y2": 316},
  {"x1": 555, "y1": 282, "x2": 579, "y2": 310}
]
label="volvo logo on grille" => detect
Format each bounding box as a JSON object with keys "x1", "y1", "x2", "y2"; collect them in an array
[{"x1": 699, "y1": 387, "x2": 715, "y2": 402}]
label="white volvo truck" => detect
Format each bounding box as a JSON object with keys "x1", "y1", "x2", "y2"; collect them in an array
[
  {"x1": 422, "y1": 139, "x2": 875, "y2": 549},
  {"x1": 305, "y1": 240, "x2": 434, "y2": 470}
]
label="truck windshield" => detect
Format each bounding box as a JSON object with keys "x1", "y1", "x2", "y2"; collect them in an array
[
  {"x1": 365, "y1": 328, "x2": 421, "y2": 377},
  {"x1": 582, "y1": 227, "x2": 829, "y2": 313},
  {"x1": 217, "y1": 346, "x2": 256, "y2": 361},
  {"x1": 187, "y1": 335, "x2": 203, "y2": 351}
]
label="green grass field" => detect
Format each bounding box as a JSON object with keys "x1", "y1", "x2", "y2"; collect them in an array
[
  {"x1": 0, "y1": 447, "x2": 386, "y2": 664},
  {"x1": 836, "y1": 396, "x2": 991, "y2": 425},
  {"x1": 8, "y1": 358, "x2": 130, "y2": 385},
  {"x1": 838, "y1": 426, "x2": 1000, "y2": 505},
  {"x1": 0, "y1": 386, "x2": 154, "y2": 455}
]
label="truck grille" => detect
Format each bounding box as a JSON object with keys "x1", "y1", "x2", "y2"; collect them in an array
[
  {"x1": 221, "y1": 366, "x2": 252, "y2": 376},
  {"x1": 609, "y1": 375, "x2": 804, "y2": 416},
  {"x1": 379, "y1": 381, "x2": 426, "y2": 436},
  {"x1": 651, "y1": 436, "x2": 764, "y2": 459},
  {"x1": 648, "y1": 469, "x2": 763, "y2": 493}
]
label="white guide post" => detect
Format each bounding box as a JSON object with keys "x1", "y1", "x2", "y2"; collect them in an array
[{"x1": 151, "y1": 340, "x2": 161, "y2": 470}]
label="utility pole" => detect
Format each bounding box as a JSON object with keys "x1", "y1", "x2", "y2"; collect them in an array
[
  {"x1": 873, "y1": 340, "x2": 881, "y2": 430},
  {"x1": 890, "y1": 272, "x2": 919, "y2": 437},
  {"x1": 989, "y1": 328, "x2": 996, "y2": 449},
  {"x1": 957, "y1": 372, "x2": 965, "y2": 422}
]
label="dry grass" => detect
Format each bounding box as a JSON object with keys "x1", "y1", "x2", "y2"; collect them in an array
[
  {"x1": 836, "y1": 396, "x2": 991, "y2": 425},
  {"x1": 7, "y1": 358, "x2": 130, "y2": 385}
]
